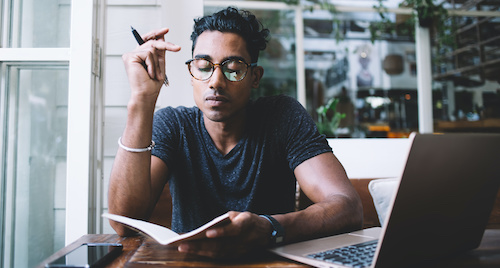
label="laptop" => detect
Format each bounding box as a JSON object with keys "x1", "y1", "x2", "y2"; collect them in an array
[{"x1": 270, "y1": 133, "x2": 500, "y2": 268}]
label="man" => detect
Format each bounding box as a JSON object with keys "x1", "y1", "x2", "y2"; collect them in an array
[{"x1": 108, "y1": 7, "x2": 362, "y2": 258}]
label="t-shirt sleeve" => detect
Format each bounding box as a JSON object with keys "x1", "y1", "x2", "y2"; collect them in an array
[{"x1": 274, "y1": 96, "x2": 332, "y2": 170}]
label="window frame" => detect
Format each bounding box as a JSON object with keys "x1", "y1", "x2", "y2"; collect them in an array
[
  {"x1": 65, "y1": 0, "x2": 104, "y2": 244},
  {"x1": 1, "y1": 62, "x2": 70, "y2": 267},
  {"x1": 0, "y1": 0, "x2": 104, "y2": 258}
]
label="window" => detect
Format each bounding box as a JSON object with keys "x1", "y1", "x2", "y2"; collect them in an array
[
  {"x1": 7, "y1": 0, "x2": 70, "y2": 48},
  {"x1": 301, "y1": 9, "x2": 418, "y2": 138},
  {"x1": 1, "y1": 64, "x2": 68, "y2": 267},
  {"x1": 1, "y1": 0, "x2": 71, "y2": 266},
  {"x1": 1, "y1": 0, "x2": 102, "y2": 267},
  {"x1": 431, "y1": 2, "x2": 500, "y2": 134},
  {"x1": 205, "y1": 0, "x2": 500, "y2": 137}
]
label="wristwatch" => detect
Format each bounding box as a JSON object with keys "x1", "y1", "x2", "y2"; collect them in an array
[{"x1": 259, "y1": 214, "x2": 285, "y2": 246}]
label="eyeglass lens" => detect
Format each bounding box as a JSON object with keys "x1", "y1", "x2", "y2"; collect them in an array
[{"x1": 188, "y1": 59, "x2": 250, "y2": 81}]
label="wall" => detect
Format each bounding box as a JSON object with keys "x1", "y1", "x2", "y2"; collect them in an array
[{"x1": 329, "y1": 138, "x2": 411, "y2": 179}]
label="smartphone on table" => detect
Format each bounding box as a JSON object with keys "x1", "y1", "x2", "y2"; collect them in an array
[{"x1": 45, "y1": 243, "x2": 123, "y2": 268}]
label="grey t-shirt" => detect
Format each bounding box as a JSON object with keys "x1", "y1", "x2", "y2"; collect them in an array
[{"x1": 152, "y1": 95, "x2": 331, "y2": 233}]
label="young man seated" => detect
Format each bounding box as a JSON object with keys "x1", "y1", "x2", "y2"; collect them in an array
[{"x1": 108, "y1": 7, "x2": 363, "y2": 259}]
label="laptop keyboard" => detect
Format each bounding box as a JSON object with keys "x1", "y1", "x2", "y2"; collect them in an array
[{"x1": 306, "y1": 240, "x2": 378, "y2": 268}]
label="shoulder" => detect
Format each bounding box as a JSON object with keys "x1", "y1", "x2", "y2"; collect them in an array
[
  {"x1": 153, "y1": 106, "x2": 201, "y2": 136},
  {"x1": 250, "y1": 95, "x2": 304, "y2": 117},
  {"x1": 252, "y1": 94, "x2": 300, "y2": 108},
  {"x1": 247, "y1": 95, "x2": 315, "y2": 136}
]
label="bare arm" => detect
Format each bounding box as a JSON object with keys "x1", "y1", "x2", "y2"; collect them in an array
[
  {"x1": 275, "y1": 152, "x2": 363, "y2": 243},
  {"x1": 107, "y1": 28, "x2": 180, "y2": 236}
]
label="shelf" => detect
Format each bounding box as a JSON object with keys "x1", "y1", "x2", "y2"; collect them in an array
[
  {"x1": 432, "y1": 1, "x2": 500, "y2": 83},
  {"x1": 434, "y1": 58, "x2": 500, "y2": 80},
  {"x1": 435, "y1": 118, "x2": 500, "y2": 132}
]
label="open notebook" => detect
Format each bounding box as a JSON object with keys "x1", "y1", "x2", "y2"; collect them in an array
[{"x1": 102, "y1": 213, "x2": 230, "y2": 245}]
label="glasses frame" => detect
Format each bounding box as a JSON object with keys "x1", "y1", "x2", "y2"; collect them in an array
[{"x1": 185, "y1": 58, "x2": 257, "y2": 82}]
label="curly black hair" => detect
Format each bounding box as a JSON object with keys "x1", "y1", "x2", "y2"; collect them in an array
[{"x1": 191, "y1": 7, "x2": 270, "y2": 63}]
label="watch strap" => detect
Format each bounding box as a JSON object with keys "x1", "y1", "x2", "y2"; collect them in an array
[{"x1": 259, "y1": 214, "x2": 285, "y2": 246}]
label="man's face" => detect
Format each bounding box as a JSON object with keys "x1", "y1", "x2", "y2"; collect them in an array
[{"x1": 191, "y1": 31, "x2": 262, "y2": 123}]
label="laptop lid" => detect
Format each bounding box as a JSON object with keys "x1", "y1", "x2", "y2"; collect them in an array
[
  {"x1": 270, "y1": 133, "x2": 500, "y2": 268},
  {"x1": 373, "y1": 133, "x2": 500, "y2": 267}
]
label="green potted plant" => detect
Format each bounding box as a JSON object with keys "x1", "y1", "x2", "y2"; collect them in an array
[
  {"x1": 316, "y1": 97, "x2": 346, "y2": 137},
  {"x1": 371, "y1": 0, "x2": 454, "y2": 47},
  {"x1": 278, "y1": 0, "x2": 455, "y2": 46}
]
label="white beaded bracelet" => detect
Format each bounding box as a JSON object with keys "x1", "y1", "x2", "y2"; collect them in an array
[{"x1": 118, "y1": 137, "x2": 155, "y2": 152}]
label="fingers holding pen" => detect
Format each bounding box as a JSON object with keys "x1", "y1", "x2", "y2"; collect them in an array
[
  {"x1": 149, "y1": 40, "x2": 181, "y2": 81},
  {"x1": 141, "y1": 28, "x2": 169, "y2": 42},
  {"x1": 141, "y1": 48, "x2": 162, "y2": 81},
  {"x1": 140, "y1": 27, "x2": 181, "y2": 53},
  {"x1": 133, "y1": 28, "x2": 181, "y2": 82}
]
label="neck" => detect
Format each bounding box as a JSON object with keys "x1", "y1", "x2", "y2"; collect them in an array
[{"x1": 204, "y1": 111, "x2": 246, "y2": 155}]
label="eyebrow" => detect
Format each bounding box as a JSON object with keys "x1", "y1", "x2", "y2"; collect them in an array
[
  {"x1": 193, "y1": 54, "x2": 248, "y2": 63},
  {"x1": 194, "y1": 54, "x2": 211, "y2": 60}
]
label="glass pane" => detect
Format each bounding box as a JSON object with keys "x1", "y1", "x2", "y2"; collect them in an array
[
  {"x1": 2, "y1": 65, "x2": 68, "y2": 267},
  {"x1": 304, "y1": 9, "x2": 417, "y2": 138},
  {"x1": 432, "y1": 9, "x2": 500, "y2": 134},
  {"x1": 203, "y1": 7, "x2": 297, "y2": 99},
  {"x1": 9, "y1": 0, "x2": 71, "y2": 47}
]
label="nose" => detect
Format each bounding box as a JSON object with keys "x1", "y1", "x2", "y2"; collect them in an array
[{"x1": 208, "y1": 65, "x2": 226, "y2": 89}]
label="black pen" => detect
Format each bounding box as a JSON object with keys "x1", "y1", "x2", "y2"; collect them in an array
[{"x1": 131, "y1": 26, "x2": 169, "y2": 86}]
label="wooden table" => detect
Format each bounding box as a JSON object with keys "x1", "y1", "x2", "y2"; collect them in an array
[
  {"x1": 38, "y1": 229, "x2": 500, "y2": 268},
  {"x1": 37, "y1": 234, "x2": 305, "y2": 268}
]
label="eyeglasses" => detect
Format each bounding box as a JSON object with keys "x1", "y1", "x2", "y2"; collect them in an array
[{"x1": 185, "y1": 58, "x2": 257, "y2": 82}]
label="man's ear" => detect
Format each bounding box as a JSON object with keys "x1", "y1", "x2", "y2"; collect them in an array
[{"x1": 251, "y1": 66, "x2": 264, "y2": 88}]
